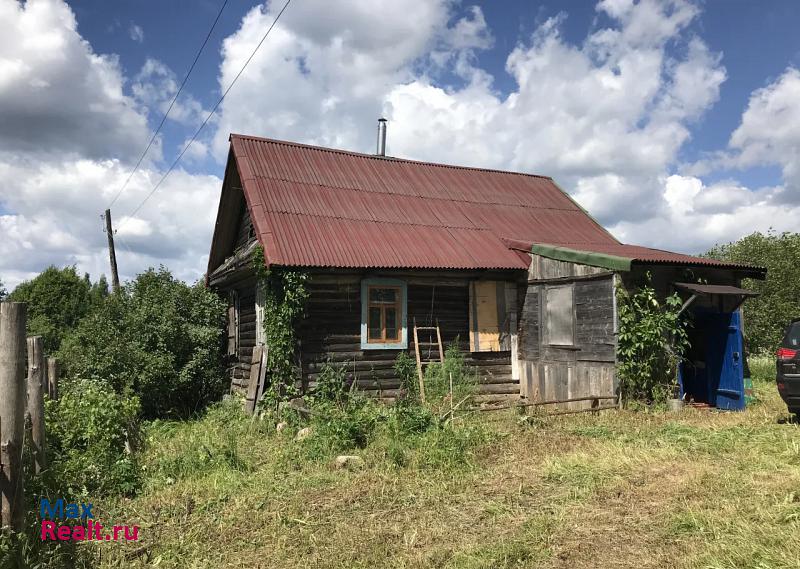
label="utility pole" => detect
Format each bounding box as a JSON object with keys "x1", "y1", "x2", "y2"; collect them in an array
[{"x1": 104, "y1": 209, "x2": 120, "y2": 293}]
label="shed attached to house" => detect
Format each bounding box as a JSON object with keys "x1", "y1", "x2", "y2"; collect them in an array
[{"x1": 206, "y1": 133, "x2": 765, "y2": 408}]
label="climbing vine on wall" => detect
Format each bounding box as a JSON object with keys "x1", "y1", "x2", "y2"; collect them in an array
[
  {"x1": 252, "y1": 245, "x2": 309, "y2": 403},
  {"x1": 616, "y1": 273, "x2": 689, "y2": 405}
]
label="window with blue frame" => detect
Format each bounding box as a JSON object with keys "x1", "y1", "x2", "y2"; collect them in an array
[{"x1": 361, "y1": 278, "x2": 407, "y2": 350}]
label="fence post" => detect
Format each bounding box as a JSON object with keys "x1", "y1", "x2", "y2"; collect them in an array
[
  {"x1": 27, "y1": 336, "x2": 46, "y2": 474},
  {"x1": 47, "y1": 357, "x2": 59, "y2": 401},
  {"x1": 0, "y1": 302, "x2": 27, "y2": 531}
]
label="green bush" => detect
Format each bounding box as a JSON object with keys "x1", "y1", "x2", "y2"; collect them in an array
[
  {"x1": 311, "y1": 359, "x2": 350, "y2": 405},
  {"x1": 616, "y1": 275, "x2": 688, "y2": 404},
  {"x1": 422, "y1": 342, "x2": 478, "y2": 412},
  {"x1": 0, "y1": 528, "x2": 92, "y2": 569},
  {"x1": 390, "y1": 399, "x2": 435, "y2": 436},
  {"x1": 280, "y1": 361, "x2": 384, "y2": 458},
  {"x1": 252, "y1": 251, "x2": 309, "y2": 400},
  {"x1": 46, "y1": 378, "x2": 141, "y2": 497},
  {"x1": 748, "y1": 355, "x2": 776, "y2": 384},
  {"x1": 291, "y1": 353, "x2": 482, "y2": 464},
  {"x1": 59, "y1": 267, "x2": 226, "y2": 418},
  {"x1": 393, "y1": 351, "x2": 418, "y2": 400}
]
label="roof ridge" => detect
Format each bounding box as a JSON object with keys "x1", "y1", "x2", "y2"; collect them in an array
[{"x1": 230, "y1": 133, "x2": 555, "y2": 180}]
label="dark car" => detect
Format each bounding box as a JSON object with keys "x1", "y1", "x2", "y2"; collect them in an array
[{"x1": 777, "y1": 318, "x2": 800, "y2": 415}]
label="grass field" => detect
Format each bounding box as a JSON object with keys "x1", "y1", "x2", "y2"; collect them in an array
[{"x1": 90, "y1": 356, "x2": 799, "y2": 569}]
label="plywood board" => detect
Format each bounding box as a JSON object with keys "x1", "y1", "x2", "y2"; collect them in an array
[
  {"x1": 545, "y1": 285, "x2": 574, "y2": 346},
  {"x1": 469, "y1": 281, "x2": 515, "y2": 352}
]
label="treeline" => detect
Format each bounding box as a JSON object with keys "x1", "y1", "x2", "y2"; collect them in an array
[
  {"x1": 2, "y1": 266, "x2": 226, "y2": 498},
  {"x1": 6, "y1": 266, "x2": 226, "y2": 417},
  {"x1": 705, "y1": 230, "x2": 800, "y2": 353}
]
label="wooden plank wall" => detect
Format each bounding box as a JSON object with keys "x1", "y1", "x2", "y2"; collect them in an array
[
  {"x1": 519, "y1": 361, "x2": 615, "y2": 408},
  {"x1": 297, "y1": 276, "x2": 518, "y2": 402},
  {"x1": 234, "y1": 200, "x2": 254, "y2": 251},
  {"x1": 528, "y1": 254, "x2": 608, "y2": 280},
  {"x1": 519, "y1": 254, "x2": 618, "y2": 409}
]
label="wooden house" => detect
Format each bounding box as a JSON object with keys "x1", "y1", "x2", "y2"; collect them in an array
[{"x1": 206, "y1": 133, "x2": 765, "y2": 408}]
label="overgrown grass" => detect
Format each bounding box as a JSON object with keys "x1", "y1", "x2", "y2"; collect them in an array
[
  {"x1": 21, "y1": 371, "x2": 797, "y2": 569},
  {"x1": 749, "y1": 353, "x2": 776, "y2": 383}
]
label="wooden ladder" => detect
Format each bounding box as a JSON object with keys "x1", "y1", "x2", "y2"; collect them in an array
[{"x1": 413, "y1": 319, "x2": 444, "y2": 403}]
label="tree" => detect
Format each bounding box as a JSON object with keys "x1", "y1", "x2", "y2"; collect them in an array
[
  {"x1": 8, "y1": 266, "x2": 104, "y2": 352},
  {"x1": 89, "y1": 274, "x2": 109, "y2": 305},
  {"x1": 0, "y1": 278, "x2": 6, "y2": 300},
  {"x1": 616, "y1": 275, "x2": 689, "y2": 404},
  {"x1": 706, "y1": 231, "x2": 800, "y2": 353},
  {"x1": 59, "y1": 267, "x2": 226, "y2": 418}
]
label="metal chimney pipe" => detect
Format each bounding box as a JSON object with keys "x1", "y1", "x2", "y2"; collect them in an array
[{"x1": 376, "y1": 118, "x2": 387, "y2": 156}]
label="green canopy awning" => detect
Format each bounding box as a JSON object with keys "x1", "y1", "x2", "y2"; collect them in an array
[{"x1": 529, "y1": 244, "x2": 632, "y2": 272}]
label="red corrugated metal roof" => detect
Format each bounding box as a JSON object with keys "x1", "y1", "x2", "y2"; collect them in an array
[
  {"x1": 229, "y1": 134, "x2": 619, "y2": 270},
  {"x1": 225, "y1": 134, "x2": 761, "y2": 273}
]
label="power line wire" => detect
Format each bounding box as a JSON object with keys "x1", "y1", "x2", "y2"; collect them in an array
[
  {"x1": 116, "y1": 234, "x2": 135, "y2": 257},
  {"x1": 117, "y1": 0, "x2": 293, "y2": 232},
  {"x1": 107, "y1": 0, "x2": 229, "y2": 210}
]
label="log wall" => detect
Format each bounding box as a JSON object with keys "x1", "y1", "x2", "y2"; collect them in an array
[
  {"x1": 215, "y1": 270, "x2": 258, "y2": 392},
  {"x1": 298, "y1": 276, "x2": 518, "y2": 403}
]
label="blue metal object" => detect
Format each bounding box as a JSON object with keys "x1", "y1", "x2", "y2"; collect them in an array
[
  {"x1": 680, "y1": 309, "x2": 745, "y2": 410},
  {"x1": 714, "y1": 311, "x2": 745, "y2": 410}
]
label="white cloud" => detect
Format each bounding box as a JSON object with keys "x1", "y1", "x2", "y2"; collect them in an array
[
  {"x1": 0, "y1": 156, "x2": 220, "y2": 288},
  {"x1": 612, "y1": 174, "x2": 799, "y2": 253},
  {"x1": 0, "y1": 0, "x2": 219, "y2": 289},
  {"x1": 728, "y1": 67, "x2": 800, "y2": 202},
  {"x1": 132, "y1": 58, "x2": 207, "y2": 128},
  {"x1": 652, "y1": 65, "x2": 800, "y2": 253},
  {"x1": 595, "y1": 0, "x2": 698, "y2": 47},
  {"x1": 211, "y1": 0, "x2": 491, "y2": 156},
  {"x1": 382, "y1": 0, "x2": 725, "y2": 225},
  {"x1": 210, "y1": 0, "x2": 800, "y2": 255},
  {"x1": 0, "y1": 0, "x2": 150, "y2": 160},
  {"x1": 210, "y1": 0, "x2": 727, "y2": 231},
  {"x1": 129, "y1": 23, "x2": 144, "y2": 43}
]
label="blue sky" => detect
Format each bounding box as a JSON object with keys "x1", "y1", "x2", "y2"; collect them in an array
[{"x1": 1, "y1": 0, "x2": 799, "y2": 287}]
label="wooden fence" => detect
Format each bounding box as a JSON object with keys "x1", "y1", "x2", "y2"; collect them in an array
[
  {"x1": 0, "y1": 301, "x2": 59, "y2": 532},
  {"x1": 468, "y1": 394, "x2": 619, "y2": 415}
]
